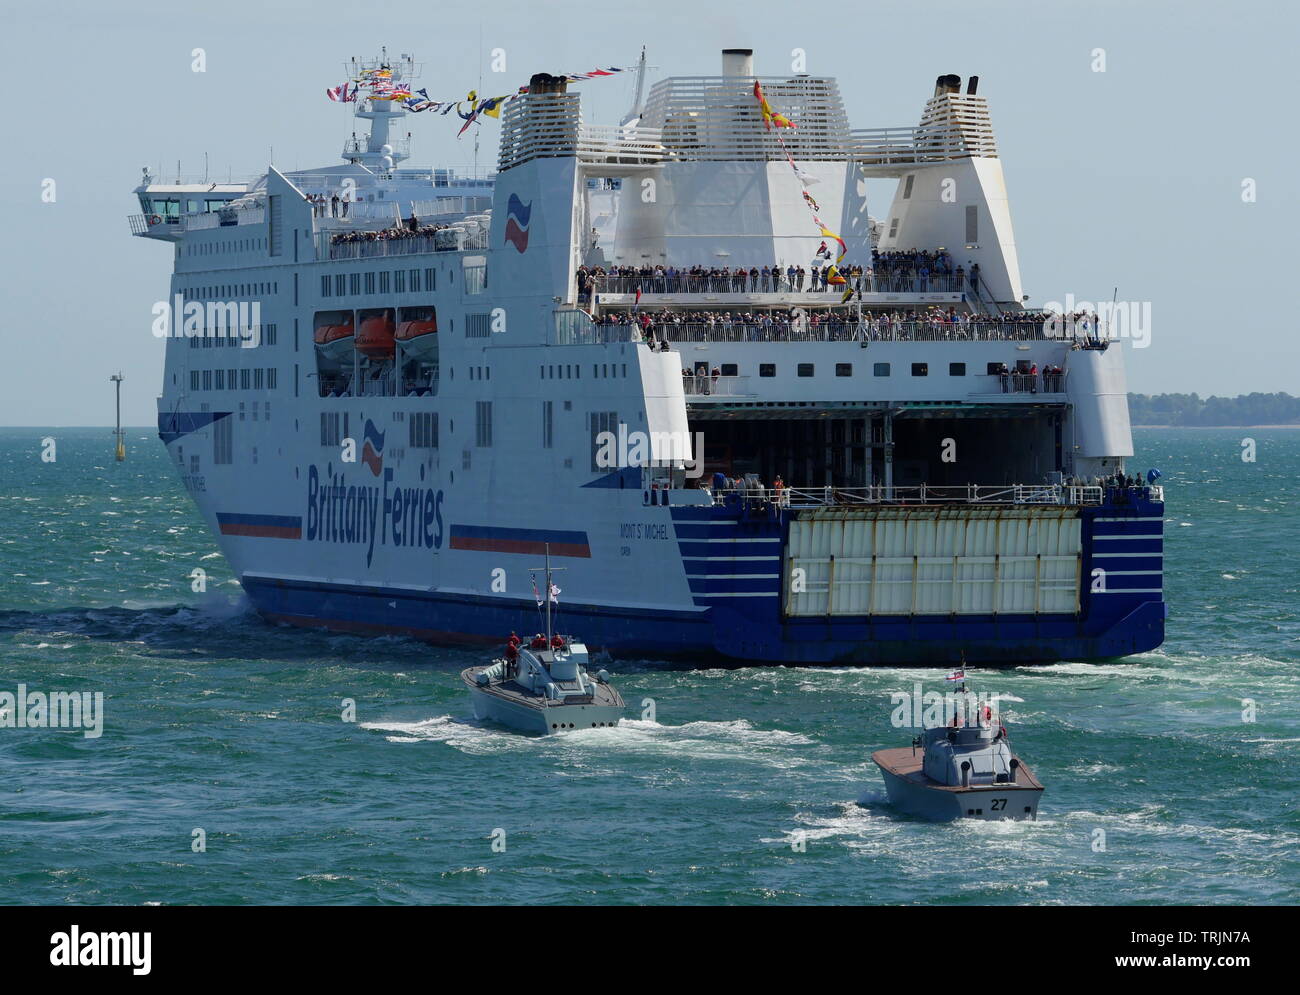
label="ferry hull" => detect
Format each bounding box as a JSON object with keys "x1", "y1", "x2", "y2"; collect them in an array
[
  {"x1": 245, "y1": 575, "x2": 1163, "y2": 664},
  {"x1": 239, "y1": 487, "x2": 1165, "y2": 665}
]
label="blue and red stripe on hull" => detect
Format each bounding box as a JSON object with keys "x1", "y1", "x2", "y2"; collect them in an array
[
  {"x1": 448, "y1": 524, "x2": 591, "y2": 558},
  {"x1": 217, "y1": 512, "x2": 303, "y2": 540}
]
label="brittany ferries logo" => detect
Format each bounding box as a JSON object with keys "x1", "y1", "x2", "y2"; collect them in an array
[
  {"x1": 360, "y1": 419, "x2": 384, "y2": 476},
  {"x1": 503, "y1": 193, "x2": 532, "y2": 253}
]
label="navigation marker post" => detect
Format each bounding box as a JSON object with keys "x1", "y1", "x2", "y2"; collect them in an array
[{"x1": 110, "y1": 372, "x2": 125, "y2": 461}]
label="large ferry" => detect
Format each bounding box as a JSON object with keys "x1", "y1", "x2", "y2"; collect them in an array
[{"x1": 131, "y1": 49, "x2": 1165, "y2": 664}]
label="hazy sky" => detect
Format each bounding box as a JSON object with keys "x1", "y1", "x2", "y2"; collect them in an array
[{"x1": 3, "y1": 0, "x2": 1295, "y2": 426}]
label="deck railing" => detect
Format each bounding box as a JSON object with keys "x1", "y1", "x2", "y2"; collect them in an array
[
  {"x1": 709, "y1": 483, "x2": 1106, "y2": 508},
  {"x1": 325, "y1": 229, "x2": 489, "y2": 260},
  {"x1": 585, "y1": 272, "x2": 973, "y2": 296},
  {"x1": 624, "y1": 320, "x2": 1076, "y2": 344},
  {"x1": 682, "y1": 374, "x2": 752, "y2": 397}
]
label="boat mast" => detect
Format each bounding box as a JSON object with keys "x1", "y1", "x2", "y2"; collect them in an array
[{"x1": 544, "y1": 542, "x2": 552, "y2": 644}]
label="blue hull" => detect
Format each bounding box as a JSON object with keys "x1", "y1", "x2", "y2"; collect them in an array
[{"x1": 242, "y1": 486, "x2": 1166, "y2": 664}]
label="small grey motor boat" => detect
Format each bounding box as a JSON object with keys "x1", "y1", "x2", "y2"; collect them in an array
[
  {"x1": 460, "y1": 548, "x2": 624, "y2": 735},
  {"x1": 872, "y1": 682, "x2": 1044, "y2": 821}
]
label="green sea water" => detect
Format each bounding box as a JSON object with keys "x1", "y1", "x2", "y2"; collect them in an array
[{"x1": 1, "y1": 427, "x2": 1296, "y2": 905}]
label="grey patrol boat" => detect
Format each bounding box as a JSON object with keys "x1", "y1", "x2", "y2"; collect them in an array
[
  {"x1": 461, "y1": 549, "x2": 624, "y2": 735},
  {"x1": 872, "y1": 680, "x2": 1044, "y2": 821}
]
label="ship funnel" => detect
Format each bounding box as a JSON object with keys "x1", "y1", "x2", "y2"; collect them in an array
[
  {"x1": 967, "y1": 75, "x2": 979, "y2": 95},
  {"x1": 933, "y1": 73, "x2": 961, "y2": 97},
  {"x1": 529, "y1": 72, "x2": 568, "y2": 94},
  {"x1": 722, "y1": 48, "x2": 754, "y2": 77}
]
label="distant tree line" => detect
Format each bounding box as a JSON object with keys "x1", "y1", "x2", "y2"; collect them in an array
[{"x1": 1129, "y1": 392, "x2": 1300, "y2": 426}]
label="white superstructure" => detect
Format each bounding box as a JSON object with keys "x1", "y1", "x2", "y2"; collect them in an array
[{"x1": 130, "y1": 50, "x2": 1165, "y2": 664}]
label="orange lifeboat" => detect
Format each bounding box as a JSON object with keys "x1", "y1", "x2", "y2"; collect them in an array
[
  {"x1": 396, "y1": 316, "x2": 437, "y2": 343},
  {"x1": 396, "y1": 316, "x2": 438, "y2": 359},
  {"x1": 313, "y1": 320, "x2": 355, "y2": 362},
  {"x1": 356, "y1": 313, "x2": 396, "y2": 358}
]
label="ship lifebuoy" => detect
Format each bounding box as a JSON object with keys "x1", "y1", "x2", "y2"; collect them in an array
[{"x1": 148, "y1": 214, "x2": 162, "y2": 226}]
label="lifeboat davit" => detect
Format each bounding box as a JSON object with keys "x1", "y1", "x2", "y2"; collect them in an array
[
  {"x1": 395, "y1": 317, "x2": 438, "y2": 359},
  {"x1": 313, "y1": 320, "x2": 354, "y2": 363},
  {"x1": 356, "y1": 313, "x2": 396, "y2": 358}
]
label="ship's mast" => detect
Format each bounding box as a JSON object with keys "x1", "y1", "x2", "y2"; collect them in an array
[
  {"x1": 342, "y1": 49, "x2": 420, "y2": 170},
  {"x1": 620, "y1": 46, "x2": 649, "y2": 127}
]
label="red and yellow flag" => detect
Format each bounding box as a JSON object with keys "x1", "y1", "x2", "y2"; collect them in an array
[{"x1": 753, "y1": 80, "x2": 795, "y2": 131}]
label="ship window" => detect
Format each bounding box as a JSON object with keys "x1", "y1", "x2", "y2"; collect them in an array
[
  {"x1": 334, "y1": 274, "x2": 345, "y2": 296},
  {"x1": 949, "y1": 362, "x2": 966, "y2": 376},
  {"x1": 589, "y1": 410, "x2": 618, "y2": 471},
  {"x1": 409, "y1": 412, "x2": 438, "y2": 449},
  {"x1": 241, "y1": 369, "x2": 251, "y2": 390},
  {"x1": 463, "y1": 256, "x2": 487, "y2": 295},
  {"x1": 543, "y1": 400, "x2": 554, "y2": 449},
  {"x1": 759, "y1": 364, "x2": 775, "y2": 377},
  {"x1": 379, "y1": 272, "x2": 390, "y2": 294},
  {"x1": 214, "y1": 370, "x2": 225, "y2": 390},
  {"x1": 475, "y1": 401, "x2": 493, "y2": 447},
  {"x1": 720, "y1": 364, "x2": 738, "y2": 377},
  {"x1": 320, "y1": 412, "x2": 340, "y2": 446},
  {"x1": 986, "y1": 362, "x2": 1003, "y2": 375},
  {"x1": 797, "y1": 364, "x2": 814, "y2": 377},
  {"x1": 425, "y1": 267, "x2": 437, "y2": 291},
  {"x1": 873, "y1": 363, "x2": 890, "y2": 377},
  {"x1": 466, "y1": 313, "x2": 491, "y2": 338},
  {"x1": 409, "y1": 269, "x2": 421, "y2": 293},
  {"x1": 213, "y1": 414, "x2": 232, "y2": 465},
  {"x1": 190, "y1": 371, "x2": 199, "y2": 390},
  {"x1": 349, "y1": 273, "x2": 360, "y2": 295},
  {"x1": 364, "y1": 272, "x2": 375, "y2": 294},
  {"x1": 911, "y1": 363, "x2": 928, "y2": 376},
  {"x1": 395, "y1": 270, "x2": 406, "y2": 294},
  {"x1": 836, "y1": 363, "x2": 852, "y2": 377},
  {"x1": 965, "y1": 205, "x2": 978, "y2": 243},
  {"x1": 202, "y1": 370, "x2": 212, "y2": 391},
  {"x1": 903, "y1": 174, "x2": 914, "y2": 199},
  {"x1": 888, "y1": 218, "x2": 899, "y2": 239}
]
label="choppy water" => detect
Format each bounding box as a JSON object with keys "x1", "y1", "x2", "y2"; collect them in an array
[{"x1": 1, "y1": 427, "x2": 1297, "y2": 905}]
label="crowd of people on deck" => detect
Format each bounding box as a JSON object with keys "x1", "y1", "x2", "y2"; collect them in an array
[
  {"x1": 575, "y1": 249, "x2": 988, "y2": 297},
  {"x1": 329, "y1": 214, "x2": 453, "y2": 245},
  {"x1": 584, "y1": 306, "x2": 1100, "y2": 344}
]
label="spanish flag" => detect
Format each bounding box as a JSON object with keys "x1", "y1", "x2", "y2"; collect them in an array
[
  {"x1": 752, "y1": 80, "x2": 795, "y2": 131},
  {"x1": 815, "y1": 220, "x2": 847, "y2": 262}
]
